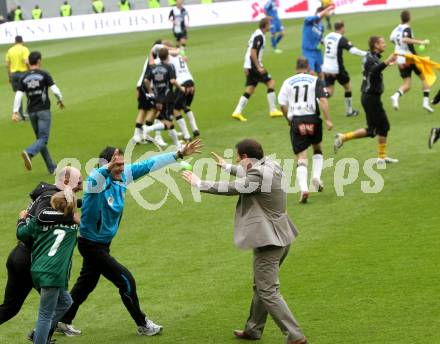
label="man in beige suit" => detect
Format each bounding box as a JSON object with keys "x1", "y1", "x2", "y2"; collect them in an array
[{"x1": 182, "y1": 139, "x2": 307, "y2": 344}]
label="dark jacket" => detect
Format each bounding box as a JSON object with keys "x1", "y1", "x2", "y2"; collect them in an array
[{"x1": 361, "y1": 51, "x2": 388, "y2": 95}]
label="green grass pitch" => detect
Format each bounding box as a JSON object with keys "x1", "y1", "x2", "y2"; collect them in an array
[{"x1": 1, "y1": 7, "x2": 440, "y2": 343}]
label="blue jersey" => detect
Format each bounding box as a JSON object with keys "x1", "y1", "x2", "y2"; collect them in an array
[
  {"x1": 264, "y1": 0, "x2": 279, "y2": 21},
  {"x1": 302, "y1": 15, "x2": 324, "y2": 51},
  {"x1": 80, "y1": 152, "x2": 177, "y2": 244}
]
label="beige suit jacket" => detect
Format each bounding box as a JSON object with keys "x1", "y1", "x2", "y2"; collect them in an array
[{"x1": 200, "y1": 158, "x2": 298, "y2": 250}]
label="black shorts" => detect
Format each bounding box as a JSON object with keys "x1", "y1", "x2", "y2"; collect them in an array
[
  {"x1": 290, "y1": 115, "x2": 323, "y2": 154},
  {"x1": 361, "y1": 93, "x2": 390, "y2": 137},
  {"x1": 245, "y1": 67, "x2": 272, "y2": 87},
  {"x1": 156, "y1": 98, "x2": 174, "y2": 122},
  {"x1": 399, "y1": 63, "x2": 421, "y2": 79},
  {"x1": 324, "y1": 69, "x2": 350, "y2": 87},
  {"x1": 174, "y1": 80, "x2": 195, "y2": 110},
  {"x1": 174, "y1": 30, "x2": 187, "y2": 41},
  {"x1": 137, "y1": 87, "x2": 155, "y2": 110}
]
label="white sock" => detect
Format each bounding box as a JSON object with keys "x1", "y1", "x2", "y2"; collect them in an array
[
  {"x1": 168, "y1": 129, "x2": 180, "y2": 147},
  {"x1": 267, "y1": 91, "x2": 276, "y2": 112},
  {"x1": 176, "y1": 117, "x2": 191, "y2": 140},
  {"x1": 393, "y1": 90, "x2": 403, "y2": 98},
  {"x1": 233, "y1": 96, "x2": 248, "y2": 114},
  {"x1": 344, "y1": 97, "x2": 353, "y2": 114},
  {"x1": 312, "y1": 154, "x2": 324, "y2": 181},
  {"x1": 134, "y1": 127, "x2": 142, "y2": 136},
  {"x1": 185, "y1": 110, "x2": 198, "y2": 131},
  {"x1": 296, "y1": 163, "x2": 308, "y2": 193},
  {"x1": 423, "y1": 90, "x2": 430, "y2": 105},
  {"x1": 145, "y1": 122, "x2": 165, "y2": 133}
]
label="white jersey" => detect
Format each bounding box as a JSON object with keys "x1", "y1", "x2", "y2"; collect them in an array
[
  {"x1": 322, "y1": 32, "x2": 342, "y2": 74},
  {"x1": 170, "y1": 55, "x2": 193, "y2": 84},
  {"x1": 136, "y1": 44, "x2": 165, "y2": 87},
  {"x1": 278, "y1": 73, "x2": 325, "y2": 120},
  {"x1": 390, "y1": 23, "x2": 414, "y2": 64},
  {"x1": 243, "y1": 28, "x2": 265, "y2": 69},
  {"x1": 322, "y1": 32, "x2": 366, "y2": 74}
]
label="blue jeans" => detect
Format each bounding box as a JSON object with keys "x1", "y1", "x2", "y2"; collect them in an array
[
  {"x1": 27, "y1": 110, "x2": 56, "y2": 173},
  {"x1": 11, "y1": 72, "x2": 25, "y2": 118},
  {"x1": 34, "y1": 288, "x2": 72, "y2": 344}
]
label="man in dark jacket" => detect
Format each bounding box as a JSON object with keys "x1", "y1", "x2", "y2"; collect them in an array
[
  {"x1": 0, "y1": 166, "x2": 82, "y2": 326},
  {"x1": 333, "y1": 36, "x2": 398, "y2": 164}
]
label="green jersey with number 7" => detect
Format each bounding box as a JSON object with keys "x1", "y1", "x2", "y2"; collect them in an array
[{"x1": 16, "y1": 217, "x2": 78, "y2": 290}]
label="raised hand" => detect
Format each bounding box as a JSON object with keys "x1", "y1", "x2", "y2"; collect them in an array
[
  {"x1": 211, "y1": 152, "x2": 226, "y2": 168},
  {"x1": 180, "y1": 138, "x2": 203, "y2": 157},
  {"x1": 182, "y1": 170, "x2": 200, "y2": 187}
]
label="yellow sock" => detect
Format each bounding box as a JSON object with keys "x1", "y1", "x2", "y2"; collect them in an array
[
  {"x1": 342, "y1": 132, "x2": 355, "y2": 141},
  {"x1": 378, "y1": 143, "x2": 386, "y2": 159}
]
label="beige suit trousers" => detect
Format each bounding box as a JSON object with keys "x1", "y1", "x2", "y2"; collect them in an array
[{"x1": 244, "y1": 245, "x2": 304, "y2": 343}]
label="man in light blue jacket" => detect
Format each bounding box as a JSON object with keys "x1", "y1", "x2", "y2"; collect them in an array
[{"x1": 57, "y1": 140, "x2": 202, "y2": 337}]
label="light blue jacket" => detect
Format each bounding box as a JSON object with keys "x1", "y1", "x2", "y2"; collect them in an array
[{"x1": 80, "y1": 152, "x2": 177, "y2": 244}]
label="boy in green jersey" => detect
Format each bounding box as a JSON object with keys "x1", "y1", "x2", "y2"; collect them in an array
[{"x1": 17, "y1": 189, "x2": 79, "y2": 344}]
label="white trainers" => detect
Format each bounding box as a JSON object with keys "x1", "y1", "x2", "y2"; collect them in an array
[
  {"x1": 390, "y1": 94, "x2": 399, "y2": 110},
  {"x1": 377, "y1": 156, "x2": 399, "y2": 164},
  {"x1": 312, "y1": 178, "x2": 324, "y2": 192},
  {"x1": 56, "y1": 322, "x2": 82, "y2": 336},
  {"x1": 142, "y1": 125, "x2": 155, "y2": 143},
  {"x1": 423, "y1": 102, "x2": 434, "y2": 113},
  {"x1": 334, "y1": 133, "x2": 344, "y2": 153},
  {"x1": 155, "y1": 135, "x2": 168, "y2": 148},
  {"x1": 132, "y1": 128, "x2": 143, "y2": 144},
  {"x1": 137, "y1": 318, "x2": 163, "y2": 336}
]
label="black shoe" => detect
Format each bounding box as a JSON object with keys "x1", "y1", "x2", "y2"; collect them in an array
[
  {"x1": 193, "y1": 130, "x2": 200, "y2": 138},
  {"x1": 432, "y1": 90, "x2": 440, "y2": 105},
  {"x1": 346, "y1": 109, "x2": 359, "y2": 117},
  {"x1": 27, "y1": 329, "x2": 56, "y2": 344},
  {"x1": 429, "y1": 128, "x2": 440, "y2": 149}
]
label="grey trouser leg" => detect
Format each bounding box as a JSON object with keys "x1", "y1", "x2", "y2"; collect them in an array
[{"x1": 244, "y1": 245, "x2": 304, "y2": 343}]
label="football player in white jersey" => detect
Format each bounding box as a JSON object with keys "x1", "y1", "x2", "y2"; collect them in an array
[
  {"x1": 278, "y1": 57, "x2": 333, "y2": 203},
  {"x1": 322, "y1": 21, "x2": 366, "y2": 117},
  {"x1": 389, "y1": 10, "x2": 433, "y2": 112},
  {"x1": 169, "y1": 0, "x2": 189, "y2": 49},
  {"x1": 170, "y1": 53, "x2": 199, "y2": 140},
  {"x1": 231, "y1": 18, "x2": 283, "y2": 122},
  {"x1": 131, "y1": 40, "x2": 179, "y2": 146}
]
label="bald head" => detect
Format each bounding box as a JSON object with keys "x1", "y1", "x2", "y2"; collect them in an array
[{"x1": 55, "y1": 166, "x2": 83, "y2": 192}]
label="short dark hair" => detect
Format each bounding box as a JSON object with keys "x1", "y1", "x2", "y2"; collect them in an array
[
  {"x1": 368, "y1": 36, "x2": 382, "y2": 51},
  {"x1": 316, "y1": 6, "x2": 325, "y2": 13},
  {"x1": 401, "y1": 10, "x2": 410, "y2": 23},
  {"x1": 259, "y1": 17, "x2": 270, "y2": 30},
  {"x1": 296, "y1": 56, "x2": 309, "y2": 70},
  {"x1": 235, "y1": 139, "x2": 264, "y2": 160},
  {"x1": 334, "y1": 21, "x2": 344, "y2": 31},
  {"x1": 15, "y1": 35, "x2": 23, "y2": 43},
  {"x1": 28, "y1": 51, "x2": 42, "y2": 65},
  {"x1": 153, "y1": 39, "x2": 162, "y2": 46},
  {"x1": 98, "y1": 146, "x2": 124, "y2": 166},
  {"x1": 158, "y1": 47, "x2": 169, "y2": 61}
]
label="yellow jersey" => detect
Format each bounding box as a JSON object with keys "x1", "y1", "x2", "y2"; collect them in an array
[{"x1": 5, "y1": 44, "x2": 30, "y2": 73}]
